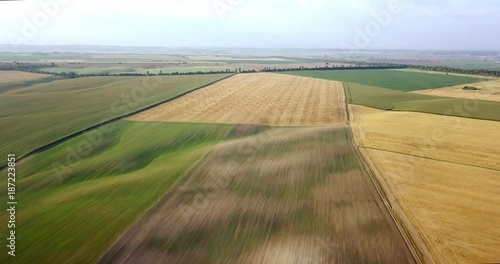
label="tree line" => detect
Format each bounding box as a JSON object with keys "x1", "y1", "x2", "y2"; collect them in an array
[
  {"x1": 404, "y1": 65, "x2": 500, "y2": 77},
  {"x1": 258, "y1": 64, "x2": 406, "y2": 72},
  {"x1": 2, "y1": 61, "x2": 500, "y2": 78},
  {"x1": 0, "y1": 61, "x2": 57, "y2": 72}
]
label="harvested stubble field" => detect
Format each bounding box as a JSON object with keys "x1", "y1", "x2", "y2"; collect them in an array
[
  {"x1": 349, "y1": 104, "x2": 500, "y2": 171},
  {"x1": 130, "y1": 73, "x2": 347, "y2": 126},
  {"x1": 411, "y1": 78, "x2": 500, "y2": 102},
  {"x1": 364, "y1": 149, "x2": 500, "y2": 264},
  {"x1": 99, "y1": 126, "x2": 414, "y2": 264},
  {"x1": 0, "y1": 70, "x2": 50, "y2": 84},
  {"x1": 0, "y1": 70, "x2": 56, "y2": 93},
  {"x1": 349, "y1": 104, "x2": 500, "y2": 263}
]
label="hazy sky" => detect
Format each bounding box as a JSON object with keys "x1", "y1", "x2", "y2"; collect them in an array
[{"x1": 0, "y1": 0, "x2": 499, "y2": 50}]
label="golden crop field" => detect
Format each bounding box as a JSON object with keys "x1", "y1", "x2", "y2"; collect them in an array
[
  {"x1": 131, "y1": 73, "x2": 347, "y2": 126},
  {"x1": 363, "y1": 149, "x2": 500, "y2": 264},
  {"x1": 0, "y1": 70, "x2": 50, "y2": 84},
  {"x1": 349, "y1": 105, "x2": 500, "y2": 171},
  {"x1": 411, "y1": 79, "x2": 500, "y2": 102},
  {"x1": 349, "y1": 104, "x2": 500, "y2": 263}
]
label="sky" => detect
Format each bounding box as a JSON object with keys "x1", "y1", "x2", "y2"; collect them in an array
[{"x1": 0, "y1": 0, "x2": 499, "y2": 50}]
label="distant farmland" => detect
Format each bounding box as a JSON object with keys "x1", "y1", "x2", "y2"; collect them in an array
[
  {"x1": 283, "y1": 69, "x2": 484, "y2": 91},
  {"x1": 131, "y1": 73, "x2": 347, "y2": 126},
  {"x1": 0, "y1": 73, "x2": 230, "y2": 165},
  {"x1": 40, "y1": 66, "x2": 234, "y2": 75}
]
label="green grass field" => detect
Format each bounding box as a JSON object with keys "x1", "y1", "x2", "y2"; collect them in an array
[
  {"x1": 0, "y1": 74, "x2": 230, "y2": 166},
  {"x1": 0, "y1": 121, "x2": 235, "y2": 264},
  {"x1": 283, "y1": 69, "x2": 484, "y2": 91},
  {"x1": 345, "y1": 82, "x2": 500, "y2": 121}
]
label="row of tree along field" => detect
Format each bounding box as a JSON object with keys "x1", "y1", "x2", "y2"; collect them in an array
[{"x1": 2, "y1": 61, "x2": 500, "y2": 78}]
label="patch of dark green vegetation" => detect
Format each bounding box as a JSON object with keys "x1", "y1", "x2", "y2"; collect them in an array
[{"x1": 227, "y1": 124, "x2": 270, "y2": 139}]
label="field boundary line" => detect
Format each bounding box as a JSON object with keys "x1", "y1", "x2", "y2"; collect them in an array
[
  {"x1": 348, "y1": 100, "x2": 500, "y2": 122},
  {"x1": 355, "y1": 146, "x2": 433, "y2": 264},
  {"x1": 390, "y1": 68, "x2": 498, "y2": 79},
  {"x1": 0, "y1": 73, "x2": 237, "y2": 171},
  {"x1": 130, "y1": 119, "x2": 349, "y2": 128},
  {"x1": 362, "y1": 146, "x2": 500, "y2": 172},
  {"x1": 342, "y1": 83, "x2": 429, "y2": 264}
]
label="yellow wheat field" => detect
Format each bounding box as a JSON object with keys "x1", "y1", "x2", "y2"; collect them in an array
[
  {"x1": 0, "y1": 71, "x2": 50, "y2": 85},
  {"x1": 411, "y1": 79, "x2": 500, "y2": 102},
  {"x1": 364, "y1": 148, "x2": 500, "y2": 264},
  {"x1": 349, "y1": 104, "x2": 500, "y2": 263},
  {"x1": 131, "y1": 73, "x2": 346, "y2": 126},
  {"x1": 349, "y1": 104, "x2": 500, "y2": 171}
]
